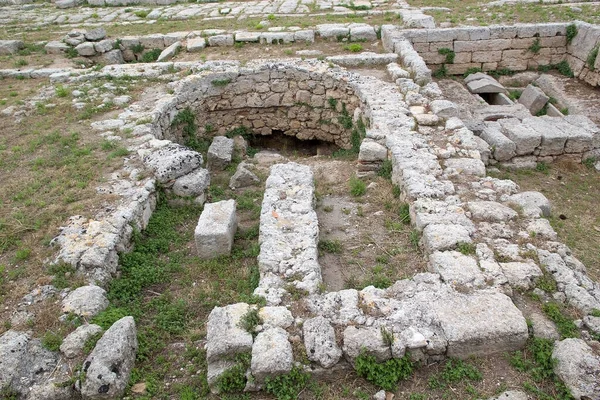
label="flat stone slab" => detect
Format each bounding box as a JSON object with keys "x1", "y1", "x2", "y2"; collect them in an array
[
  {"x1": 468, "y1": 201, "x2": 518, "y2": 222},
  {"x1": 466, "y1": 78, "x2": 507, "y2": 94},
  {"x1": 195, "y1": 199, "x2": 237, "y2": 259},
  {"x1": 434, "y1": 291, "x2": 528, "y2": 358},
  {"x1": 251, "y1": 327, "x2": 293, "y2": 382},
  {"x1": 421, "y1": 223, "x2": 472, "y2": 253},
  {"x1": 61, "y1": 285, "x2": 108, "y2": 317},
  {"x1": 303, "y1": 316, "x2": 342, "y2": 368},
  {"x1": 206, "y1": 303, "x2": 253, "y2": 363},
  {"x1": 207, "y1": 136, "x2": 234, "y2": 171},
  {"x1": 429, "y1": 251, "x2": 486, "y2": 287},
  {"x1": 254, "y1": 163, "x2": 321, "y2": 305},
  {"x1": 518, "y1": 84, "x2": 549, "y2": 115},
  {"x1": 508, "y1": 191, "x2": 551, "y2": 217}
]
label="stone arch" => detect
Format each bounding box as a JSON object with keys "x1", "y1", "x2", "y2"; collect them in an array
[{"x1": 160, "y1": 61, "x2": 364, "y2": 150}]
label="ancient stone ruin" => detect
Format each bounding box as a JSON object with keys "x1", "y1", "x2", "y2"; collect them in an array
[{"x1": 1, "y1": 0, "x2": 600, "y2": 398}]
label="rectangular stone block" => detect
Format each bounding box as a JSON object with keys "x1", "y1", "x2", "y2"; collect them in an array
[
  {"x1": 541, "y1": 36, "x2": 567, "y2": 47},
  {"x1": 446, "y1": 63, "x2": 482, "y2": 75},
  {"x1": 511, "y1": 37, "x2": 537, "y2": 49},
  {"x1": 481, "y1": 122, "x2": 516, "y2": 161},
  {"x1": 429, "y1": 41, "x2": 453, "y2": 52},
  {"x1": 454, "y1": 39, "x2": 511, "y2": 53},
  {"x1": 454, "y1": 52, "x2": 472, "y2": 63},
  {"x1": 421, "y1": 51, "x2": 446, "y2": 64},
  {"x1": 489, "y1": 25, "x2": 518, "y2": 39},
  {"x1": 500, "y1": 118, "x2": 541, "y2": 155},
  {"x1": 522, "y1": 117, "x2": 567, "y2": 156},
  {"x1": 434, "y1": 291, "x2": 528, "y2": 358},
  {"x1": 195, "y1": 199, "x2": 237, "y2": 259},
  {"x1": 472, "y1": 50, "x2": 502, "y2": 63}
]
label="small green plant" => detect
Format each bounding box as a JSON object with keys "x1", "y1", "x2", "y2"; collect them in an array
[
  {"x1": 508, "y1": 89, "x2": 522, "y2": 101},
  {"x1": 555, "y1": 60, "x2": 574, "y2": 77},
  {"x1": 566, "y1": 23, "x2": 578, "y2": 45},
  {"x1": 535, "y1": 161, "x2": 549, "y2": 173},
  {"x1": 542, "y1": 302, "x2": 578, "y2": 338},
  {"x1": 349, "y1": 176, "x2": 366, "y2": 196},
  {"x1": 463, "y1": 67, "x2": 482, "y2": 77},
  {"x1": 327, "y1": 97, "x2": 338, "y2": 109},
  {"x1": 47, "y1": 262, "x2": 76, "y2": 289},
  {"x1": 438, "y1": 48, "x2": 455, "y2": 64},
  {"x1": 398, "y1": 203, "x2": 410, "y2": 225},
  {"x1": 108, "y1": 147, "x2": 130, "y2": 159},
  {"x1": 131, "y1": 43, "x2": 144, "y2": 54},
  {"x1": 55, "y1": 85, "x2": 69, "y2": 98},
  {"x1": 377, "y1": 159, "x2": 392, "y2": 180},
  {"x1": 264, "y1": 366, "x2": 310, "y2": 400},
  {"x1": 380, "y1": 326, "x2": 394, "y2": 347},
  {"x1": 457, "y1": 241, "x2": 476, "y2": 255},
  {"x1": 216, "y1": 353, "x2": 251, "y2": 393},
  {"x1": 211, "y1": 78, "x2": 232, "y2": 86},
  {"x1": 428, "y1": 358, "x2": 482, "y2": 390},
  {"x1": 14, "y1": 247, "x2": 31, "y2": 261},
  {"x1": 591, "y1": 309, "x2": 600, "y2": 317},
  {"x1": 392, "y1": 185, "x2": 401, "y2": 198},
  {"x1": 528, "y1": 38, "x2": 541, "y2": 54},
  {"x1": 267, "y1": 13, "x2": 276, "y2": 20},
  {"x1": 318, "y1": 239, "x2": 343, "y2": 254},
  {"x1": 134, "y1": 9, "x2": 149, "y2": 18},
  {"x1": 65, "y1": 47, "x2": 78, "y2": 59},
  {"x1": 354, "y1": 351, "x2": 413, "y2": 391},
  {"x1": 141, "y1": 48, "x2": 161, "y2": 62},
  {"x1": 587, "y1": 47, "x2": 599, "y2": 71},
  {"x1": 433, "y1": 64, "x2": 447, "y2": 78},
  {"x1": 14, "y1": 59, "x2": 28, "y2": 67},
  {"x1": 344, "y1": 43, "x2": 363, "y2": 52},
  {"x1": 238, "y1": 308, "x2": 260, "y2": 334},
  {"x1": 41, "y1": 331, "x2": 62, "y2": 352}
]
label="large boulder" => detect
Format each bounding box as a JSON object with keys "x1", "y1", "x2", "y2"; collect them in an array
[
  {"x1": 143, "y1": 143, "x2": 204, "y2": 183},
  {"x1": 0, "y1": 40, "x2": 24, "y2": 55},
  {"x1": 60, "y1": 324, "x2": 103, "y2": 358},
  {"x1": 80, "y1": 317, "x2": 138, "y2": 399}
]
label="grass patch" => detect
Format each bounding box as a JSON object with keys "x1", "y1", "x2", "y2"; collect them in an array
[
  {"x1": 264, "y1": 366, "x2": 311, "y2": 400},
  {"x1": 41, "y1": 331, "x2": 62, "y2": 352},
  {"x1": 344, "y1": 43, "x2": 363, "y2": 52},
  {"x1": 542, "y1": 302, "x2": 578, "y2": 338},
  {"x1": 318, "y1": 239, "x2": 343, "y2": 254},
  {"x1": 438, "y1": 48, "x2": 455, "y2": 64},
  {"x1": 349, "y1": 176, "x2": 366, "y2": 197},
  {"x1": 141, "y1": 48, "x2": 161, "y2": 63},
  {"x1": 428, "y1": 358, "x2": 482, "y2": 390}
]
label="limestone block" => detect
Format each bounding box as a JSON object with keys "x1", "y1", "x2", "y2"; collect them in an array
[
  {"x1": 317, "y1": 24, "x2": 349, "y2": 40},
  {"x1": 186, "y1": 38, "x2": 206, "y2": 52},
  {"x1": 206, "y1": 303, "x2": 253, "y2": 362},
  {"x1": 481, "y1": 122, "x2": 516, "y2": 161},
  {"x1": 294, "y1": 30, "x2": 315, "y2": 43},
  {"x1": 420, "y1": 223, "x2": 472, "y2": 253},
  {"x1": 259, "y1": 306, "x2": 293, "y2": 329},
  {"x1": 195, "y1": 200, "x2": 237, "y2": 259},
  {"x1": 60, "y1": 324, "x2": 103, "y2": 358},
  {"x1": 487, "y1": 391, "x2": 528, "y2": 400},
  {"x1": 61, "y1": 285, "x2": 108, "y2": 317},
  {"x1": 552, "y1": 338, "x2": 600, "y2": 400},
  {"x1": 499, "y1": 261, "x2": 543, "y2": 289},
  {"x1": 76, "y1": 42, "x2": 96, "y2": 56},
  {"x1": 94, "y1": 39, "x2": 115, "y2": 54},
  {"x1": 157, "y1": 41, "x2": 181, "y2": 62},
  {"x1": 430, "y1": 100, "x2": 458, "y2": 119},
  {"x1": 359, "y1": 139, "x2": 387, "y2": 162},
  {"x1": 260, "y1": 32, "x2": 294, "y2": 44},
  {"x1": 499, "y1": 118, "x2": 541, "y2": 155},
  {"x1": 143, "y1": 143, "x2": 204, "y2": 183},
  {"x1": 444, "y1": 158, "x2": 486, "y2": 176},
  {"x1": 342, "y1": 326, "x2": 391, "y2": 363},
  {"x1": 434, "y1": 291, "x2": 528, "y2": 358},
  {"x1": 350, "y1": 24, "x2": 377, "y2": 42},
  {"x1": 229, "y1": 162, "x2": 259, "y2": 189},
  {"x1": 84, "y1": 27, "x2": 106, "y2": 42},
  {"x1": 207, "y1": 136, "x2": 234, "y2": 171},
  {"x1": 172, "y1": 168, "x2": 210, "y2": 199},
  {"x1": 526, "y1": 219, "x2": 557, "y2": 240},
  {"x1": 303, "y1": 316, "x2": 342, "y2": 368},
  {"x1": 518, "y1": 84, "x2": 549, "y2": 115},
  {"x1": 522, "y1": 117, "x2": 567, "y2": 156},
  {"x1": 80, "y1": 317, "x2": 137, "y2": 400},
  {"x1": 466, "y1": 78, "x2": 507, "y2": 94},
  {"x1": 429, "y1": 251, "x2": 486, "y2": 287},
  {"x1": 0, "y1": 40, "x2": 24, "y2": 55},
  {"x1": 468, "y1": 201, "x2": 518, "y2": 222},
  {"x1": 139, "y1": 34, "x2": 165, "y2": 50},
  {"x1": 208, "y1": 34, "x2": 234, "y2": 47},
  {"x1": 235, "y1": 32, "x2": 260, "y2": 42},
  {"x1": 529, "y1": 312, "x2": 560, "y2": 340},
  {"x1": 251, "y1": 328, "x2": 293, "y2": 382},
  {"x1": 44, "y1": 41, "x2": 69, "y2": 54}
]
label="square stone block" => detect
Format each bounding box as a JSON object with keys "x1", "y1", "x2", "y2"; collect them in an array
[{"x1": 195, "y1": 199, "x2": 237, "y2": 259}]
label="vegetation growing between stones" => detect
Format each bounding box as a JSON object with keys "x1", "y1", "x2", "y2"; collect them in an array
[
  {"x1": 566, "y1": 23, "x2": 578, "y2": 45},
  {"x1": 587, "y1": 46, "x2": 599, "y2": 71},
  {"x1": 377, "y1": 159, "x2": 393, "y2": 180},
  {"x1": 509, "y1": 338, "x2": 574, "y2": 399},
  {"x1": 542, "y1": 302, "x2": 579, "y2": 338},
  {"x1": 172, "y1": 107, "x2": 211, "y2": 154},
  {"x1": 216, "y1": 352, "x2": 251, "y2": 393},
  {"x1": 349, "y1": 175, "x2": 366, "y2": 196},
  {"x1": 238, "y1": 307, "x2": 260, "y2": 335},
  {"x1": 211, "y1": 78, "x2": 232, "y2": 87},
  {"x1": 427, "y1": 358, "x2": 482, "y2": 390},
  {"x1": 264, "y1": 366, "x2": 311, "y2": 400},
  {"x1": 457, "y1": 241, "x2": 476, "y2": 255},
  {"x1": 528, "y1": 38, "x2": 541, "y2": 54},
  {"x1": 537, "y1": 61, "x2": 574, "y2": 78},
  {"x1": 140, "y1": 48, "x2": 161, "y2": 63},
  {"x1": 354, "y1": 351, "x2": 414, "y2": 391},
  {"x1": 437, "y1": 48, "x2": 455, "y2": 64}
]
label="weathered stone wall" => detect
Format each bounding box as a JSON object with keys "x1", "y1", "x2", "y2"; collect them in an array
[
  {"x1": 401, "y1": 23, "x2": 570, "y2": 75},
  {"x1": 566, "y1": 21, "x2": 600, "y2": 86},
  {"x1": 159, "y1": 63, "x2": 363, "y2": 149}
]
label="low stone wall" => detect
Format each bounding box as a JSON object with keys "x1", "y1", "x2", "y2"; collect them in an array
[{"x1": 401, "y1": 23, "x2": 570, "y2": 75}]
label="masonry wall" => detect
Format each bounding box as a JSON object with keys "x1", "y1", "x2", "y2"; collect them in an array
[
  {"x1": 566, "y1": 22, "x2": 600, "y2": 86},
  {"x1": 403, "y1": 23, "x2": 570, "y2": 75}
]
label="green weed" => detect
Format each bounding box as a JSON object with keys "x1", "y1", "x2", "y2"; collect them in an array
[
  {"x1": 318, "y1": 239, "x2": 343, "y2": 254},
  {"x1": 566, "y1": 23, "x2": 578, "y2": 45},
  {"x1": 41, "y1": 331, "x2": 62, "y2": 352},
  {"x1": 349, "y1": 176, "x2": 366, "y2": 196},
  {"x1": 264, "y1": 366, "x2": 311, "y2": 400},
  {"x1": 354, "y1": 352, "x2": 413, "y2": 391},
  {"x1": 438, "y1": 47, "x2": 455, "y2": 64},
  {"x1": 141, "y1": 48, "x2": 161, "y2": 62},
  {"x1": 542, "y1": 302, "x2": 578, "y2": 338}
]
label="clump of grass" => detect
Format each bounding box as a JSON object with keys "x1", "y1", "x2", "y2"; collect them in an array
[
  {"x1": 238, "y1": 307, "x2": 260, "y2": 335},
  {"x1": 542, "y1": 302, "x2": 578, "y2": 338},
  {"x1": 438, "y1": 48, "x2": 455, "y2": 64},
  {"x1": 428, "y1": 358, "x2": 482, "y2": 390},
  {"x1": 318, "y1": 239, "x2": 343, "y2": 254},
  {"x1": 566, "y1": 23, "x2": 578, "y2": 45},
  {"x1": 457, "y1": 242, "x2": 476, "y2": 255},
  {"x1": 433, "y1": 64, "x2": 447, "y2": 78},
  {"x1": 528, "y1": 38, "x2": 541, "y2": 54},
  {"x1": 535, "y1": 162, "x2": 550, "y2": 173},
  {"x1": 134, "y1": 9, "x2": 149, "y2": 18},
  {"x1": 344, "y1": 43, "x2": 363, "y2": 52},
  {"x1": 141, "y1": 48, "x2": 161, "y2": 62},
  {"x1": 349, "y1": 176, "x2": 366, "y2": 196},
  {"x1": 264, "y1": 366, "x2": 311, "y2": 400},
  {"x1": 377, "y1": 159, "x2": 392, "y2": 180},
  {"x1": 587, "y1": 46, "x2": 599, "y2": 71},
  {"x1": 211, "y1": 78, "x2": 232, "y2": 86},
  {"x1": 41, "y1": 331, "x2": 63, "y2": 352}
]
